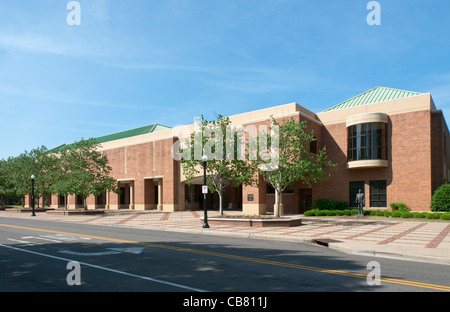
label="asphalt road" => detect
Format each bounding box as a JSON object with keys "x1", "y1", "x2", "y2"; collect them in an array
[{"x1": 1, "y1": 217, "x2": 449, "y2": 299}]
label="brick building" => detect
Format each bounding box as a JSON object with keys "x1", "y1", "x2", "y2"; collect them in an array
[{"x1": 40, "y1": 87, "x2": 449, "y2": 213}]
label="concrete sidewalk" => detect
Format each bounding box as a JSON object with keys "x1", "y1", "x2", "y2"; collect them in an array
[{"x1": 1, "y1": 209, "x2": 450, "y2": 265}]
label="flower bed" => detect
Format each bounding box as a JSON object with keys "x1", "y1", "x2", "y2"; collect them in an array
[
  {"x1": 304, "y1": 209, "x2": 450, "y2": 221},
  {"x1": 202, "y1": 215, "x2": 302, "y2": 227},
  {"x1": 46, "y1": 209, "x2": 105, "y2": 215},
  {"x1": 4, "y1": 208, "x2": 53, "y2": 213}
]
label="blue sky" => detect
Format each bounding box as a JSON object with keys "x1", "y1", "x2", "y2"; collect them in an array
[{"x1": 1, "y1": 0, "x2": 450, "y2": 160}]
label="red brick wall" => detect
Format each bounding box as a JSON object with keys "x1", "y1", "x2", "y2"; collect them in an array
[{"x1": 313, "y1": 110, "x2": 434, "y2": 211}]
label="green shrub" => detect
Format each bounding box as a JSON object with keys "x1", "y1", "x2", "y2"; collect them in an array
[
  {"x1": 313, "y1": 198, "x2": 349, "y2": 211},
  {"x1": 391, "y1": 211, "x2": 402, "y2": 218},
  {"x1": 430, "y1": 183, "x2": 450, "y2": 212},
  {"x1": 440, "y1": 213, "x2": 450, "y2": 220},
  {"x1": 384, "y1": 211, "x2": 392, "y2": 217},
  {"x1": 343, "y1": 209, "x2": 351, "y2": 216},
  {"x1": 350, "y1": 209, "x2": 358, "y2": 215},
  {"x1": 426, "y1": 213, "x2": 441, "y2": 219},
  {"x1": 369, "y1": 210, "x2": 378, "y2": 216},
  {"x1": 333, "y1": 200, "x2": 350, "y2": 211},
  {"x1": 334, "y1": 210, "x2": 343, "y2": 216},
  {"x1": 401, "y1": 212, "x2": 414, "y2": 218},
  {"x1": 413, "y1": 212, "x2": 425, "y2": 218},
  {"x1": 304, "y1": 210, "x2": 315, "y2": 216},
  {"x1": 316, "y1": 210, "x2": 326, "y2": 216},
  {"x1": 390, "y1": 202, "x2": 409, "y2": 212},
  {"x1": 375, "y1": 211, "x2": 385, "y2": 216}
]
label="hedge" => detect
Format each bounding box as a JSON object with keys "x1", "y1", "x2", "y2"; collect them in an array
[
  {"x1": 401, "y1": 212, "x2": 414, "y2": 218},
  {"x1": 426, "y1": 213, "x2": 441, "y2": 219},
  {"x1": 441, "y1": 213, "x2": 450, "y2": 220},
  {"x1": 303, "y1": 209, "x2": 449, "y2": 220},
  {"x1": 313, "y1": 198, "x2": 349, "y2": 210}
]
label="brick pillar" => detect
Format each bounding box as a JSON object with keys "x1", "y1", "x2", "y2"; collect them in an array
[
  {"x1": 86, "y1": 195, "x2": 96, "y2": 210},
  {"x1": 242, "y1": 174, "x2": 266, "y2": 215},
  {"x1": 108, "y1": 190, "x2": 119, "y2": 210}
]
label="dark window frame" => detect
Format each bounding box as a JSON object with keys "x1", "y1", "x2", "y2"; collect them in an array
[
  {"x1": 310, "y1": 137, "x2": 317, "y2": 154},
  {"x1": 349, "y1": 181, "x2": 365, "y2": 208},
  {"x1": 370, "y1": 180, "x2": 387, "y2": 208},
  {"x1": 347, "y1": 122, "x2": 387, "y2": 162}
]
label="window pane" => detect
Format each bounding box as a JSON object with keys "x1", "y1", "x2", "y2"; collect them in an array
[
  {"x1": 347, "y1": 123, "x2": 387, "y2": 161},
  {"x1": 370, "y1": 180, "x2": 387, "y2": 207}
]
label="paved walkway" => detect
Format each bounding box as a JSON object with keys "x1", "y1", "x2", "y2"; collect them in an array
[{"x1": 1, "y1": 210, "x2": 450, "y2": 265}]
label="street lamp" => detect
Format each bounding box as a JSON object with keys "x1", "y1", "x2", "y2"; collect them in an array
[
  {"x1": 202, "y1": 154, "x2": 209, "y2": 228},
  {"x1": 31, "y1": 175, "x2": 36, "y2": 217}
]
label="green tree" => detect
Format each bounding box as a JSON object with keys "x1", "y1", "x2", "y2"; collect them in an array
[
  {"x1": 257, "y1": 117, "x2": 335, "y2": 217},
  {"x1": 56, "y1": 138, "x2": 118, "y2": 209},
  {"x1": 180, "y1": 115, "x2": 258, "y2": 216},
  {"x1": 51, "y1": 145, "x2": 75, "y2": 209},
  {"x1": 8, "y1": 147, "x2": 51, "y2": 207},
  {"x1": 0, "y1": 159, "x2": 12, "y2": 207},
  {"x1": 31, "y1": 146, "x2": 59, "y2": 207}
]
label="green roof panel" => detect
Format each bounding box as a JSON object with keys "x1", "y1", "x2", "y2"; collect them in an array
[
  {"x1": 323, "y1": 87, "x2": 423, "y2": 112},
  {"x1": 49, "y1": 124, "x2": 171, "y2": 153}
]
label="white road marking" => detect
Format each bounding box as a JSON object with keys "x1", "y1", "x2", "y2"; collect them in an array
[
  {"x1": 0, "y1": 243, "x2": 207, "y2": 292},
  {"x1": 59, "y1": 250, "x2": 122, "y2": 256}
]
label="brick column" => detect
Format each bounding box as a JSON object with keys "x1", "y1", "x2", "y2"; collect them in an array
[{"x1": 242, "y1": 174, "x2": 266, "y2": 215}]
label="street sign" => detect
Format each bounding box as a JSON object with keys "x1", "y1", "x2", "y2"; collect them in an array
[{"x1": 202, "y1": 185, "x2": 208, "y2": 194}]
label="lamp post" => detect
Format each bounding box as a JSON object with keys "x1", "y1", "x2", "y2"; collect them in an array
[
  {"x1": 31, "y1": 175, "x2": 36, "y2": 217},
  {"x1": 202, "y1": 154, "x2": 209, "y2": 228}
]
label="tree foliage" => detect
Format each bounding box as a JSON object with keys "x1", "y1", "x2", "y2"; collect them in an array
[
  {"x1": 180, "y1": 115, "x2": 258, "y2": 215},
  {"x1": 52, "y1": 138, "x2": 118, "y2": 209},
  {"x1": 0, "y1": 139, "x2": 117, "y2": 209},
  {"x1": 256, "y1": 117, "x2": 336, "y2": 217}
]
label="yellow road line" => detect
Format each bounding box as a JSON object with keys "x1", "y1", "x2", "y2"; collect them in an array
[{"x1": 1, "y1": 223, "x2": 449, "y2": 291}]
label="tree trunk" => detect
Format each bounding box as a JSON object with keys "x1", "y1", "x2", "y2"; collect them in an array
[
  {"x1": 218, "y1": 189, "x2": 223, "y2": 216},
  {"x1": 64, "y1": 194, "x2": 68, "y2": 210},
  {"x1": 275, "y1": 188, "x2": 282, "y2": 218}
]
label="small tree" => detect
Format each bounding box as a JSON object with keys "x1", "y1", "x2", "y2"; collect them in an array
[
  {"x1": 56, "y1": 138, "x2": 118, "y2": 210},
  {"x1": 180, "y1": 115, "x2": 258, "y2": 216},
  {"x1": 257, "y1": 117, "x2": 335, "y2": 217}
]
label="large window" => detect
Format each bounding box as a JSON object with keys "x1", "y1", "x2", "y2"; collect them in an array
[
  {"x1": 370, "y1": 180, "x2": 387, "y2": 207},
  {"x1": 347, "y1": 122, "x2": 387, "y2": 162}
]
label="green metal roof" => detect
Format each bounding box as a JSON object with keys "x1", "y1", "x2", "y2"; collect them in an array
[
  {"x1": 94, "y1": 124, "x2": 170, "y2": 144},
  {"x1": 322, "y1": 87, "x2": 423, "y2": 112},
  {"x1": 50, "y1": 124, "x2": 171, "y2": 153}
]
